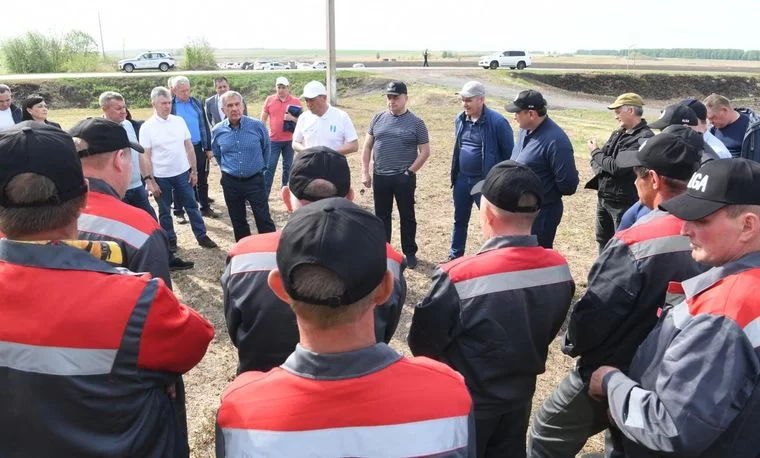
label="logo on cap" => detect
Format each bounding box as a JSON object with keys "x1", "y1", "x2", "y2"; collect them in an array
[{"x1": 688, "y1": 173, "x2": 709, "y2": 193}]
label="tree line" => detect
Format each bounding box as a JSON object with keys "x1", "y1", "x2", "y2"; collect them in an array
[{"x1": 577, "y1": 48, "x2": 760, "y2": 61}]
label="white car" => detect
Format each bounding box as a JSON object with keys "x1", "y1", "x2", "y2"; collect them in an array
[
  {"x1": 268, "y1": 62, "x2": 289, "y2": 70},
  {"x1": 478, "y1": 51, "x2": 531, "y2": 70},
  {"x1": 118, "y1": 52, "x2": 176, "y2": 73},
  {"x1": 253, "y1": 60, "x2": 271, "y2": 70},
  {"x1": 352, "y1": 63, "x2": 366, "y2": 68},
  {"x1": 312, "y1": 61, "x2": 327, "y2": 69},
  {"x1": 296, "y1": 62, "x2": 313, "y2": 70}
]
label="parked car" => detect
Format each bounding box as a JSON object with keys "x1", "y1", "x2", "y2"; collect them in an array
[
  {"x1": 253, "y1": 60, "x2": 271, "y2": 70},
  {"x1": 118, "y1": 52, "x2": 176, "y2": 73},
  {"x1": 296, "y1": 62, "x2": 313, "y2": 70},
  {"x1": 267, "y1": 62, "x2": 289, "y2": 70},
  {"x1": 352, "y1": 63, "x2": 366, "y2": 68},
  {"x1": 478, "y1": 50, "x2": 531, "y2": 70},
  {"x1": 312, "y1": 61, "x2": 327, "y2": 69}
]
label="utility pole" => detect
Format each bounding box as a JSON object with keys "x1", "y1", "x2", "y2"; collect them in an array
[
  {"x1": 326, "y1": 0, "x2": 337, "y2": 105},
  {"x1": 98, "y1": 12, "x2": 106, "y2": 59}
]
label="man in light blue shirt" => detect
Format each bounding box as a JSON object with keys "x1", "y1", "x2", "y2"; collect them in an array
[
  {"x1": 212, "y1": 91, "x2": 276, "y2": 241},
  {"x1": 171, "y1": 76, "x2": 219, "y2": 221},
  {"x1": 680, "y1": 98, "x2": 732, "y2": 159},
  {"x1": 100, "y1": 91, "x2": 156, "y2": 218}
]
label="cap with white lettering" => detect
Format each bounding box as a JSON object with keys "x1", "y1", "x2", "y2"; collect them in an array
[{"x1": 659, "y1": 158, "x2": 760, "y2": 220}]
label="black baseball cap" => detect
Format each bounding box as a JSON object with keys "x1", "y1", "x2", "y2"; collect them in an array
[
  {"x1": 617, "y1": 132, "x2": 700, "y2": 180},
  {"x1": 660, "y1": 158, "x2": 760, "y2": 220},
  {"x1": 385, "y1": 81, "x2": 407, "y2": 95},
  {"x1": 288, "y1": 146, "x2": 350, "y2": 201},
  {"x1": 648, "y1": 104, "x2": 699, "y2": 130},
  {"x1": 471, "y1": 160, "x2": 543, "y2": 212},
  {"x1": 681, "y1": 98, "x2": 707, "y2": 121},
  {"x1": 661, "y1": 125, "x2": 719, "y2": 164},
  {"x1": 277, "y1": 198, "x2": 387, "y2": 307},
  {"x1": 0, "y1": 121, "x2": 87, "y2": 208},
  {"x1": 69, "y1": 118, "x2": 144, "y2": 157},
  {"x1": 505, "y1": 90, "x2": 547, "y2": 113}
]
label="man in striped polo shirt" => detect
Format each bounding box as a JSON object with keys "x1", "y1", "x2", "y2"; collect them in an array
[
  {"x1": 216, "y1": 198, "x2": 474, "y2": 457},
  {"x1": 409, "y1": 161, "x2": 575, "y2": 458},
  {"x1": 530, "y1": 132, "x2": 706, "y2": 457},
  {"x1": 362, "y1": 81, "x2": 430, "y2": 269}
]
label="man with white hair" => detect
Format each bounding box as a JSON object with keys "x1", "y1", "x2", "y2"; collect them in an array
[
  {"x1": 170, "y1": 76, "x2": 219, "y2": 220},
  {"x1": 0, "y1": 84, "x2": 22, "y2": 130},
  {"x1": 212, "y1": 91, "x2": 276, "y2": 242},
  {"x1": 139, "y1": 86, "x2": 218, "y2": 252},
  {"x1": 292, "y1": 80, "x2": 358, "y2": 155}
]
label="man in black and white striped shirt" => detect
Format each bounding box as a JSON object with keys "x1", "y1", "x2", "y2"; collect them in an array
[{"x1": 362, "y1": 81, "x2": 430, "y2": 269}]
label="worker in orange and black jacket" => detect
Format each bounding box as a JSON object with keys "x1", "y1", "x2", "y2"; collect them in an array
[
  {"x1": 222, "y1": 146, "x2": 406, "y2": 373},
  {"x1": 0, "y1": 122, "x2": 213, "y2": 457}
]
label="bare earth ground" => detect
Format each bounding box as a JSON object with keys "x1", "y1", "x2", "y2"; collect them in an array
[{"x1": 52, "y1": 75, "x2": 617, "y2": 457}]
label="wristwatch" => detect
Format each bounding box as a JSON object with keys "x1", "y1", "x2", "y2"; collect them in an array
[
  {"x1": 404, "y1": 169, "x2": 415, "y2": 176},
  {"x1": 143, "y1": 175, "x2": 154, "y2": 181}
]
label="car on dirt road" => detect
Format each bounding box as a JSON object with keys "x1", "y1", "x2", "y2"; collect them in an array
[
  {"x1": 478, "y1": 51, "x2": 531, "y2": 70},
  {"x1": 312, "y1": 61, "x2": 327, "y2": 69},
  {"x1": 118, "y1": 52, "x2": 176, "y2": 73}
]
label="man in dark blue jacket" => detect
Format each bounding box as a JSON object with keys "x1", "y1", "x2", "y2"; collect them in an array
[
  {"x1": 449, "y1": 81, "x2": 513, "y2": 260},
  {"x1": 411, "y1": 161, "x2": 574, "y2": 458},
  {"x1": 508, "y1": 89, "x2": 578, "y2": 248}
]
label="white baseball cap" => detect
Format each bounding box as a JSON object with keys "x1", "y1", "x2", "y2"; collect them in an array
[
  {"x1": 276, "y1": 76, "x2": 290, "y2": 86},
  {"x1": 301, "y1": 81, "x2": 327, "y2": 99}
]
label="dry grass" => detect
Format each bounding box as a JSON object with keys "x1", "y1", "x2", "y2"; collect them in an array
[{"x1": 50, "y1": 84, "x2": 618, "y2": 457}]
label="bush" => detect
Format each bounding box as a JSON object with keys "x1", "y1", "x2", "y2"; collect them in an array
[
  {"x1": 183, "y1": 38, "x2": 216, "y2": 70},
  {"x1": 1, "y1": 30, "x2": 100, "y2": 74}
]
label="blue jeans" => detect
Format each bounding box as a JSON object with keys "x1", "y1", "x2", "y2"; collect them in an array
[
  {"x1": 450, "y1": 174, "x2": 483, "y2": 258},
  {"x1": 532, "y1": 200, "x2": 563, "y2": 249},
  {"x1": 123, "y1": 185, "x2": 158, "y2": 220},
  {"x1": 264, "y1": 141, "x2": 294, "y2": 196},
  {"x1": 155, "y1": 170, "x2": 207, "y2": 242}
]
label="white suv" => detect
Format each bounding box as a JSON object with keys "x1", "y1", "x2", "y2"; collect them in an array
[
  {"x1": 118, "y1": 52, "x2": 176, "y2": 73},
  {"x1": 478, "y1": 51, "x2": 531, "y2": 70}
]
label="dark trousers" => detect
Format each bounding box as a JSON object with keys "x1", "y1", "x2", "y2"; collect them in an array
[
  {"x1": 155, "y1": 170, "x2": 207, "y2": 242},
  {"x1": 373, "y1": 172, "x2": 417, "y2": 256},
  {"x1": 476, "y1": 401, "x2": 531, "y2": 458},
  {"x1": 264, "y1": 141, "x2": 294, "y2": 196},
  {"x1": 595, "y1": 196, "x2": 632, "y2": 253},
  {"x1": 532, "y1": 200, "x2": 563, "y2": 249},
  {"x1": 174, "y1": 143, "x2": 209, "y2": 215},
  {"x1": 221, "y1": 172, "x2": 276, "y2": 242},
  {"x1": 528, "y1": 367, "x2": 623, "y2": 458},
  {"x1": 123, "y1": 185, "x2": 158, "y2": 220},
  {"x1": 450, "y1": 174, "x2": 483, "y2": 258}
]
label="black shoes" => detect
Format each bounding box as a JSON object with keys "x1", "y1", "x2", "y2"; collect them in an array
[
  {"x1": 197, "y1": 235, "x2": 218, "y2": 249},
  {"x1": 201, "y1": 207, "x2": 220, "y2": 218},
  {"x1": 169, "y1": 257, "x2": 194, "y2": 271},
  {"x1": 175, "y1": 213, "x2": 188, "y2": 225},
  {"x1": 405, "y1": 254, "x2": 418, "y2": 269},
  {"x1": 168, "y1": 240, "x2": 178, "y2": 252}
]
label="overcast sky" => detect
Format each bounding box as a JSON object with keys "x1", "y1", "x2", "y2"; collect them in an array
[{"x1": 3, "y1": 0, "x2": 758, "y2": 54}]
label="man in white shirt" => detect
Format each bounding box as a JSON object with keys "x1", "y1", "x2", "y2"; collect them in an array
[
  {"x1": 139, "y1": 86, "x2": 218, "y2": 252},
  {"x1": 681, "y1": 98, "x2": 732, "y2": 159},
  {"x1": 0, "y1": 84, "x2": 22, "y2": 131},
  {"x1": 292, "y1": 81, "x2": 358, "y2": 155}
]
